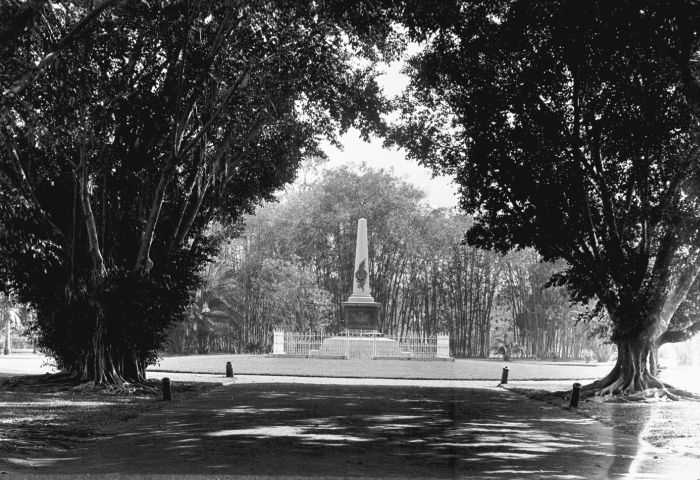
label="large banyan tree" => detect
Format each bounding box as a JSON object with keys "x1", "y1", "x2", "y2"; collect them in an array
[
  {"x1": 0, "y1": 0, "x2": 396, "y2": 386},
  {"x1": 393, "y1": 1, "x2": 700, "y2": 398}
]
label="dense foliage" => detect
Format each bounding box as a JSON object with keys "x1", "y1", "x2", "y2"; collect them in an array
[
  {"x1": 168, "y1": 236, "x2": 333, "y2": 354},
  {"x1": 0, "y1": 0, "x2": 397, "y2": 384},
  {"x1": 392, "y1": 1, "x2": 700, "y2": 396}
]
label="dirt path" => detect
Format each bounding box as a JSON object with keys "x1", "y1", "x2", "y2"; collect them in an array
[{"x1": 5, "y1": 382, "x2": 697, "y2": 479}]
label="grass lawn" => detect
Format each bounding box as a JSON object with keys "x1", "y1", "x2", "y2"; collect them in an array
[{"x1": 150, "y1": 354, "x2": 616, "y2": 381}]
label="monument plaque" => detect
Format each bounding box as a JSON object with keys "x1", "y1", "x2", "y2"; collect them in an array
[
  {"x1": 344, "y1": 304, "x2": 379, "y2": 330},
  {"x1": 342, "y1": 218, "x2": 380, "y2": 331}
]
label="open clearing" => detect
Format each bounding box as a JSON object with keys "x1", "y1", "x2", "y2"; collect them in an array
[
  {"x1": 12, "y1": 352, "x2": 699, "y2": 394},
  {"x1": 152, "y1": 354, "x2": 615, "y2": 380}
]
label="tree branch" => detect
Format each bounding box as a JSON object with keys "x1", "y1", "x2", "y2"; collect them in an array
[
  {"x1": 177, "y1": 64, "x2": 252, "y2": 159},
  {"x1": 4, "y1": 137, "x2": 67, "y2": 243},
  {"x1": 167, "y1": 159, "x2": 203, "y2": 252},
  {"x1": 170, "y1": 117, "x2": 264, "y2": 251},
  {"x1": 0, "y1": 0, "x2": 49, "y2": 47},
  {"x1": 3, "y1": 0, "x2": 122, "y2": 98},
  {"x1": 170, "y1": 4, "x2": 239, "y2": 158},
  {"x1": 656, "y1": 320, "x2": 700, "y2": 346},
  {"x1": 676, "y1": 9, "x2": 700, "y2": 120},
  {"x1": 657, "y1": 261, "x2": 700, "y2": 331},
  {"x1": 78, "y1": 148, "x2": 106, "y2": 279},
  {"x1": 132, "y1": 156, "x2": 177, "y2": 275}
]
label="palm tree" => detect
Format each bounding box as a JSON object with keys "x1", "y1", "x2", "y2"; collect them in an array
[{"x1": 491, "y1": 334, "x2": 524, "y2": 361}]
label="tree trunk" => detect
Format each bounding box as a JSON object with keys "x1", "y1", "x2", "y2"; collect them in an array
[
  {"x1": 4, "y1": 313, "x2": 10, "y2": 355},
  {"x1": 76, "y1": 159, "x2": 149, "y2": 387},
  {"x1": 648, "y1": 345, "x2": 660, "y2": 377},
  {"x1": 587, "y1": 333, "x2": 667, "y2": 396},
  {"x1": 80, "y1": 311, "x2": 146, "y2": 386}
]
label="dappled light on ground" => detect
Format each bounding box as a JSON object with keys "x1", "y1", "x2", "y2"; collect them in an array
[
  {"x1": 0, "y1": 390, "x2": 152, "y2": 456},
  {"x1": 3, "y1": 383, "x2": 656, "y2": 479},
  {"x1": 3, "y1": 457, "x2": 82, "y2": 469},
  {"x1": 0, "y1": 373, "x2": 213, "y2": 466},
  {"x1": 511, "y1": 380, "x2": 700, "y2": 465},
  {"x1": 208, "y1": 425, "x2": 371, "y2": 443}
]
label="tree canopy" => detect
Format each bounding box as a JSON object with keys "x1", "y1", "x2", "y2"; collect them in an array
[
  {"x1": 0, "y1": 0, "x2": 399, "y2": 385},
  {"x1": 392, "y1": 1, "x2": 700, "y2": 397}
]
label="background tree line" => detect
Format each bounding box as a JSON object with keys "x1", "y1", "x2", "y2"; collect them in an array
[
  {"x1": 496, "y1": 249, "x2": 613, "y2": 361},
  {"x1": 168, "y1": 166, "x2": 607, "y2": 359}
]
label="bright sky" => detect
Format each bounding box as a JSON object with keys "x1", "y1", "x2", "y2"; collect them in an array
[
  {"x1": 294, "y1": 56, "x2": 460, "y2": 210},
  {"x1": 319, "y1": 129, "x2": 459, "y2": 209}
]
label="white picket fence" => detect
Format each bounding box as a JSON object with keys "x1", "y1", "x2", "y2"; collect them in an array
[{"x1": 274, "y1": 330, "x2": 450, "y2": 359}]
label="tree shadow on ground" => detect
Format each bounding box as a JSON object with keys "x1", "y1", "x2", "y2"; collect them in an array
[
  {"x1": 7, "y1": 384, "x2": 641, "y2": 479},
  {"x1": 0, "y1": 374, "x2": 210, "y2": 462},
  {"x1": 0, "y1": 374, "x2": 144, "y2": 456}
]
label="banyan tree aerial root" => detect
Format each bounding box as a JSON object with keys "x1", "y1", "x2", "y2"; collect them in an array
[{"x1": 578, "y1": 372, "x2": 700, "y2": 402}]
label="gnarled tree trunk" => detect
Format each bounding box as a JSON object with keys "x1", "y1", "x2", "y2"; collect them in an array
[
  {"x1": 77, "y1": 159, "x2": 148, "y2": 387},
  {"x1": 591, "y1": 336, "x2": 666, "y2": 396},
  {"x1": 78, "y1": 306, "x2": 147, "y2": 386},
  {"x1": 583, "y1": 311, "x2": 696, "y2": 400}
]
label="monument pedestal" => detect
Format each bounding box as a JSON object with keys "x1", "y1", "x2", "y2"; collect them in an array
[
  {"x1": 342, "y1": 301, "x2": 380, "y2": 331},
  {"x1": 319, "y1": 335, "x2": 406, "y2": 358}
]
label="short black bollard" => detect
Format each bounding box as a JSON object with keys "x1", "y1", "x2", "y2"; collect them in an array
[
  {"x1": 500, "y1": 366, "x2": 509, "y2": 385},
  {"x1": 225, "y1": 361, "x2": 233, "y2": 378},
  {"x1": 162, "y1": 377, "x2": 172, "y2": 401},
  {"x1": 569, "y1": 382, "x2": 581, "y2": 408}
]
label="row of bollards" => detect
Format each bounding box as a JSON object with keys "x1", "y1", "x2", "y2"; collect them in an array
[
  {"x1": 161, "y1": 362, "x2": 234, "y2": 401},
  {"x1": 498, "y1": 366, "x2": 582, "y2": 408},
  {"x1": 165, "y1": 363, "x2": 583, "y2": 406}
]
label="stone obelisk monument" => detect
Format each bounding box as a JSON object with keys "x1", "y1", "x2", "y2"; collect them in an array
[{"x1": 342, "y1": 218, "x2": 381, "y2": 331}]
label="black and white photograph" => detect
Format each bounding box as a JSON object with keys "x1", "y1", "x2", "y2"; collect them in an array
[{"x1": 1, "y1": 1, "x2": 700, "y2": 478}]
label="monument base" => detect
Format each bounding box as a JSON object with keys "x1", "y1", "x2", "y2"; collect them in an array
[
  {"x1": 342, "y1": 301, "x2": 380, "y2": 331},
  {"x1": 317, "y1": 336, "x2": 408, "y2": 359}
]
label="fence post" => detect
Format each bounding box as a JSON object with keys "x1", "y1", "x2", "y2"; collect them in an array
[
  {"x1": 437, "y1": 334, "x2": 450, "y2": 358},
  {"x1": 272, "y1": 329, "x2": 285, "y2": 355}
]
